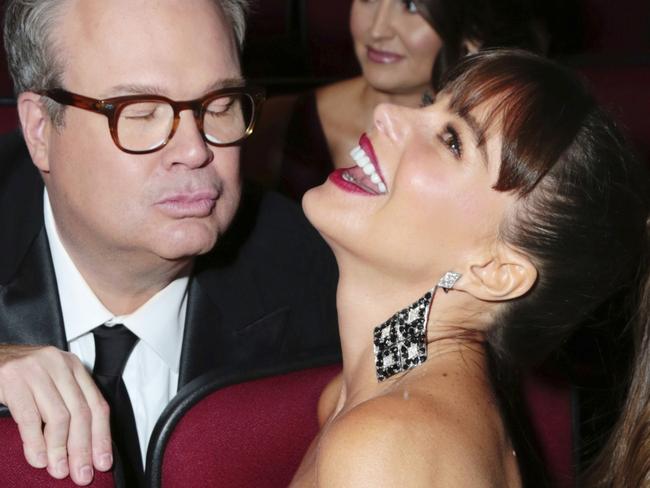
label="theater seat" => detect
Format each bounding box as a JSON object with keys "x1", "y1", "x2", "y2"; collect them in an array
[
  {"x1": 524, "y1": 370, "x2": 575, "y2": 488},
  {"x1": 580, "y1": 0, "x2": 650, "y2": 54},
  {"x1": 0, "y1": 415, "x2": 118, "y2": 487},
  {"x1": 0, "y1": 100, "x2": 18, "y2": 134},
  {"x1": 304, "y1": 0, "x2": 357, "y2": 79},
  {"x1": 147, "y1": 359, "x2": 574, "y2": 488},
  {"x1": 578, "y1": 63, "x2": 650, "y2": 162},
  {"x1": 146, "y1": 360, "x2": 341, "y2": 488}
]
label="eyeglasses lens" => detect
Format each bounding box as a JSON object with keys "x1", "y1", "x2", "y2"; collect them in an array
[{"x1": 115, "y1": 93, "x2": 254, "y2": 152}]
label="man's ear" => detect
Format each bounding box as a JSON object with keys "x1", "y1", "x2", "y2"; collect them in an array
[
  {"x1": 462, "y1": 242, "x2": 537, "y2": 302},
  {"x1": 17, "y1": 92, "x2": 52, "y2": 173}
]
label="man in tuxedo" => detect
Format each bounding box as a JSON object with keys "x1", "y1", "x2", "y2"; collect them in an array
[{"x1": 0, "y1": 0, "x2": 339, "y2": 485}]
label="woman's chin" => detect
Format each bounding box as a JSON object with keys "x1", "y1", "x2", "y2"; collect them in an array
[
  {"x1": 302, "y1": 182, "x2": 328, "y2": 228},
  {"x1": 302, "y1": 184, "x2": 349, "y2": 255}
]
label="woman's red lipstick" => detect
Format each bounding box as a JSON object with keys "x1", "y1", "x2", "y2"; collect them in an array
[{"x1": 328, "y1": 133, "x2": 387, "y2": 195}]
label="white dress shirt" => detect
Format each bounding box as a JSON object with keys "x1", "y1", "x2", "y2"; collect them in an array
[{"x1": 43, "y1": 190, "x2": 188, "y2": 462}]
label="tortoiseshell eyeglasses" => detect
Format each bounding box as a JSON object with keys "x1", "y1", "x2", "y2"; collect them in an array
[{"x1": 41, "y1": 86, "x2": 265, "y2": 154}]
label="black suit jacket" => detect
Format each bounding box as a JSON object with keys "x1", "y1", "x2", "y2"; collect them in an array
[{"x1": 0, "y1": 130, "x2": 340, "y2": 399}]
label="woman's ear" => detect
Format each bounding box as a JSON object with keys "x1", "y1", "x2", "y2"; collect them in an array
[
  {"x1": 462, "y1": 38, "x2": 481, "y2": 55},
  {"x1": 17, "y1": 92, "x2": 52, "y2": 173},
  {"x1": 462, "y1": 242, "x2": 537, "y2": 302}
]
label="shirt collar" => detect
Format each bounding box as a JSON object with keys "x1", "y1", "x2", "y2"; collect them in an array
[
  {"x1": 111, "y1": 278, "x2": 188, "y2": 373},
  {"x1": 43, "y1": 189, "x2": 188, "y2": 373}
]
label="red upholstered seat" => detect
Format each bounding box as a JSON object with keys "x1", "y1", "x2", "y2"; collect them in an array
[
  {"x1": 147, "y1": 362, "x2": 341, "y2": 488},
  {"x1": 580, "y1": 0, "x2": 650, "y2": 54},
  {"x1": 148, "y1": 361, "x2": 574, "y2": 488},
  {"x1": 524, "y1": 371, "x2": 574, "y2": 488},
  {"x1": 578, "y1": 63, "x2": 650, "y2": 162},
  {"x1": 304, "y1": 0, "x2": 357, "y2": 79},
  {"x1": 0, "y1": 415, "x2": 117, "y2": 487},
  {"x1": 0, "y1": 103, "x2": 18, "y2": 134}
]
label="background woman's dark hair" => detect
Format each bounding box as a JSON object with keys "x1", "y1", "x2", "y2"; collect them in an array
[
  {"x1": 414, "y1": 0, "x2": 548, "y2": 91},
  {"x1": 440, "y1": 49, "x2": 650, "y2": 485}
]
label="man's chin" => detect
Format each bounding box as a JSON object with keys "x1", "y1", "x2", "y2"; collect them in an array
[{"x1": 151, "y1": 223, "x2": 221, "y2": 260}]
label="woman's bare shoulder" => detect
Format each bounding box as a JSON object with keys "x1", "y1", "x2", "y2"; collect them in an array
[
  {"x1": 315, "y1": 389, "x2": 507, "y2": 487},
  {"x1": 317, "y1": 372, "x2": 343, "y2": 426}
]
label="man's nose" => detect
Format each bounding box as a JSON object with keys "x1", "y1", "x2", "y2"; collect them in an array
[
  {"x1": 165, "y1": 109, "x2": 213, "y2": 168},
  {"x1": 374, "y1": 102, "x2": 409, "y2": 143},
  {"x1": 370, "y1": 0, "x2": 395, "y2": 40}
]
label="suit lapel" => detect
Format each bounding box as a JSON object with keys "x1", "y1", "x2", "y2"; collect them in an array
[
  {"x1": 0, "y1": 227, "x2": 67, "y2": 348},
  {"x1": 177, "y1": 187, "x2": 282, "y2": 387},
  {"x1": 177, "y1": 275, "x2": 222, "y2": 386},
  {"x1": 0, "y1": 133, "x2": 66, "y2": 348},
  {"x1": 177, "y1": 262, "x2": 276, "y2": 387},
  {"x1": 177, "y1": 240, "x2": 293, "y2": 388}
]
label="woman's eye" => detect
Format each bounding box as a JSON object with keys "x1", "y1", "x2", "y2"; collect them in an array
[
  {"x1": 440, "y1": 125, "x2": 462, "y2": 158},
  {"x1": 401, "y1": 0, "x2": 418, "y2": 13}
]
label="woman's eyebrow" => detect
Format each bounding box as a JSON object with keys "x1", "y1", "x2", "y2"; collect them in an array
[{"x1": 454, "y1": 109, "x2": 490, "y2": 166}]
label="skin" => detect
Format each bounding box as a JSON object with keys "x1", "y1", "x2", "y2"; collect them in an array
[
  {"x1": 350, "y1": 0, "x2": 442, "y2": 96},
  {"x1": 315, "y1": 0, "x2": 443, "y2": 171},
  {"x1": 295, "y1": 97, "x2": 537, "y2": 486},
  {"x1": 3, "y1": 0, "x2": 242, "y2": 484}
]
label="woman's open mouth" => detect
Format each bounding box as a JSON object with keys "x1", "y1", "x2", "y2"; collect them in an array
[
  {"x1": 332, "y1": 134, "x2": 387, "y2": 195},
  {"x1": 342, "y1": 146, "x2": 387, "y2": 194}
]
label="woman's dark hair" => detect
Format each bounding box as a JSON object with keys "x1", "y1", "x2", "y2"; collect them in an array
[
  {"x1": 414, "y1": 0, "x2": 548, "y2": 90},
  {"x1": 441, "y1": 49, "x2": 649, "y2": 367},
  {"x1": 585, "y1": 271, "x2": 650, "y2": 487},
  {"x1": 440, "y1": 50, "x2": 650, "y2": 486}
]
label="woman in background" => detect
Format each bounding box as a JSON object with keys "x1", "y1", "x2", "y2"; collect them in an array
[
  {"x1": 288, "y1": 49, "x2": 649, "y2": 487},
  {"x1": 243, "y1": 0, "x2": 545, "y2": 199}
]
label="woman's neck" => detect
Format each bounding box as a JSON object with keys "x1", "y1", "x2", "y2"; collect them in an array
[
  {"x1": 356, "y1": 78, "x2": 430, "y2": 130},
  {"x1": 333, "y1": 265, "x2": 491, "y2": 413}
]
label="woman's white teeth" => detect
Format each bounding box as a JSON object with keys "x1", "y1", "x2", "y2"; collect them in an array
[
  {"x1": 360, "y1": 158, "x2": 370, "y2": 168},
  {"x1": 350, "y1": 146, "x2": 363, "y2": 158},
  {"x1": 348, "y1": 145, "x2": 387, "y2": 194}
]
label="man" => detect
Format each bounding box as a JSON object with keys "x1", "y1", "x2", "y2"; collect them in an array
[{"x1": 0, "y1": 0, "x2": 339, "y2": 485}]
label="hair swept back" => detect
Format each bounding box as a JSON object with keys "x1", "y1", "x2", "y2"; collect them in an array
[
  {"x1": 440, "y1": 50, "x2": 649, "y2": 367},
  {"x1": 439, "y1": 49, "x2": 650, "y2": 486},
  {"x1": 3, "y1": 0, "x2": 250, "y2": 121}
]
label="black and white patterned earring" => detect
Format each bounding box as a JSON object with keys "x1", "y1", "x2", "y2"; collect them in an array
[{"x1": 372, "y1": 272, "x2": 462, "y2": 382}]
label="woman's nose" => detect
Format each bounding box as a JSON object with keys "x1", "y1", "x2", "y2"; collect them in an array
[
  {"x1": 374, "y1": 102, "x2": 409, "y2": 143},
  {"x1": 370, "y1": 0, "x2": 394, "y2": 39}
]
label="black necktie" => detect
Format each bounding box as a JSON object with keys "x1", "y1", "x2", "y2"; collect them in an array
[{"x1": 92, "y1": 324, "x2": 144, "y2": 486}]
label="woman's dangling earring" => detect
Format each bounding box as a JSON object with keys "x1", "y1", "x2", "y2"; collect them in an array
[
  {"x1": 373, "y1": 272, "x2": 462, "y2": 381},
  {"x1": 421, "y1": 89, "x2": 434, "y2": 107}
]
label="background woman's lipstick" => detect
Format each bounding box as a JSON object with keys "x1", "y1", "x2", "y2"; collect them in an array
[{"x1": 366, "y1": 46, "x2": 404, "y2": 64}]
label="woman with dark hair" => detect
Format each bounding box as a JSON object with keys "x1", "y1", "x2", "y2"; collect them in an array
[
  {"x1": 243, "y1": 0, "x2": 545, "y2": 200},
  {"x1": 586, "y1": 277, "x2": 650, "y2": 487},
  {"x1": 287, "y1": 49, "x2": 650, "y2": 487}
]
